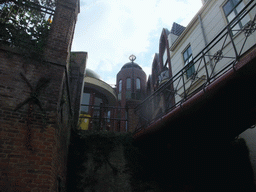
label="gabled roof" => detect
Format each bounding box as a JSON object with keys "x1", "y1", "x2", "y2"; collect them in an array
[{"x1": 170, "y1": 22, "x2": 186, "y2": 36}]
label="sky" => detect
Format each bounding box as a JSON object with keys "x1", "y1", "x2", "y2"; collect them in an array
[{"x1": 71, "y1": 0, "x2": 203, "y2": 86}]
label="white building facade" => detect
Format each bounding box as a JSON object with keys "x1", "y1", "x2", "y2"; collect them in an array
[{"x1": 168, "y1": 0, "x2": 256, "y2": 103}]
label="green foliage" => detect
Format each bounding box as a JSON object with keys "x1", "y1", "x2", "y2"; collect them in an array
[{"x1": 0, "y1": 0, "x2": 55, "y2": 53}]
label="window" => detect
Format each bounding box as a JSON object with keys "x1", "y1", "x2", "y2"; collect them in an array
[
  {"x1": 183, "y1": 45, "x2": 195, "y2": 78},
  {"x1": 126, "y1": 78, "x2": 132, "y2": 99},
  {"x1": 136, "y1": 78, "x2": 141, "y2": 90},
  {"x1": 119, "y1": 79, "x2": 122, "y2": 93},
  {"x1": 94, "y1": 97, "x2": 103, "y2": 106},
  {"x1": 126, "y1": 78, "x2": 131, "y2": 90},
  {"x1": 163, "y1": 48, "x2": 168, "y2": 66},
  {"x1": 107, "y1": 110, "x2": 111, "y2": 122},
  {"x1": 80, "y1": 93, "x2": 90, "y2": 114},
  {"x1": 223, "y1": 0, "x2": 250, "y2": 35}
]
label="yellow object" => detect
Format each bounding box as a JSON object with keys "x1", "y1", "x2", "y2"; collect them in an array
[
  {"x1": 79, "y1": 114, "x2": 91, "y2": 130},
  {"x1": 47, "y1": 16, "x2": 52, "y2": 24}
]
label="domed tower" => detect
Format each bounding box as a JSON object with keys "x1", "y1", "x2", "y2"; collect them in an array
[{"x1": 116, "y1": 55, "x2": 146, "y2": 132}]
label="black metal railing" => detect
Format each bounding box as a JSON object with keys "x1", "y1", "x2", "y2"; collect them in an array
[
  {"x1": 0, "y1": 0, "x2": 55, "y2": 51},
  {"x1": 134, "y1": 0, "x2": 256, "y2": 134}
]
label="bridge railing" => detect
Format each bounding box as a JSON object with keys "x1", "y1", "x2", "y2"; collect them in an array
[{"x1": 134, "y1": 0, "x2": 256, "y2": 134}]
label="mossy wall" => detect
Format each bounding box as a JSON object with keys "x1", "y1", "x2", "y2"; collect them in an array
[
  {"x1": 66, "y1": 130, "x2": 163, "y2": 192},
  {"x1": 66, "y1": 131, "x2": 132, "y2": 192}
]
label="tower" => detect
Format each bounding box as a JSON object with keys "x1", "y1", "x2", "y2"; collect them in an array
[{"x1": 116, "y1": 55, "x2": 146, "y2": 132}]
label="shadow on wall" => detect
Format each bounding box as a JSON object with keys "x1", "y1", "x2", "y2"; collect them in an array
[
  {"x1": 66, "y1": 130, "x2": 132, "y2": 192},
  {"x1": 66, "y1": 130, "x2": 163, "y2": 192}
]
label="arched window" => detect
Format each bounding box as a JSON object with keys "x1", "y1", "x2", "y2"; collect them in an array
[
  {"x1": 119, "y1": 79, "x2": 122, "y2": 93},
  {"x1": 136, "y1": 78, "x2": 141, "y2": 90},
  {"x1": 163, "y1": 48, "x2": 168, "y2": 67},
  {"x1": 126, "y1": 78, "x2": 131, "y2": 90}
]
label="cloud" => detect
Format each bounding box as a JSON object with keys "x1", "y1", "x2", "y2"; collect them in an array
[{"x1": 72, "y1": 0, "x2": 202, "y2": 85}]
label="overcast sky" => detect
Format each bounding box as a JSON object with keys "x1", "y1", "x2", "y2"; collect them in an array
[{"x1": 71, "y1": 0, "x2": 203, "y2": 86}]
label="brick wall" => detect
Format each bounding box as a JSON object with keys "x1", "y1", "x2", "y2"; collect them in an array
[
  {"x1": 116, "y1": 65, "x2": 147, "y2": 132},
  {"x1": 0, "y1": 48, "x2": 67, "y2": 191},
  {"x1": 0, "y1": 0, "x2": 81, "y2": 191}
]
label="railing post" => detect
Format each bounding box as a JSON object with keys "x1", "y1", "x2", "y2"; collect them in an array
[
  {"x1": 182, "y1": 71, "x2": 187, "y2": 99},
  {"x1": 202, "y1": 51, "x2": 210, "y2": 82},
  {"x1": 126, "y1": 105, "x2": 128, "y2": 132},
  {"x1": 227, "y1": 26, "x2": 239, "y2": 60},
  {"x1": 99, "y1": 103, "x2": 103, "y2": 130}
]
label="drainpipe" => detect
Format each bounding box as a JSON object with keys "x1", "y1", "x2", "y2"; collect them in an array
[{"x1": 198, "y1": 14, "x2": 215, "y2": 76}]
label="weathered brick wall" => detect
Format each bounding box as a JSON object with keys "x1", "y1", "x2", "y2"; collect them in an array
[
  {"x1": 0, "y1": 48, "x2": 67, "y2": 191},
  {"x1": 0, "y1": 0, "x2": 81, "y2": 190},
  {"x1": 44, "y1": 0, "x2": 79, "y2": 65}
]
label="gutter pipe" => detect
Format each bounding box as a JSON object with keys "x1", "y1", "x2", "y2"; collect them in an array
[{"x1": 198, "y1": 14, "x2": 215, "y2": 74}]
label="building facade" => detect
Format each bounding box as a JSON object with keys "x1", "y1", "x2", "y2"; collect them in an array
[
  {"x1": 79, "y1": 69, "x2": 117, "y2": 131},
  {"x1": 169, "y1": 0, "x2": 256, "y2": 104},
  {"x1": 116, "y1": 57, "x2": 147, "y2": 132}
]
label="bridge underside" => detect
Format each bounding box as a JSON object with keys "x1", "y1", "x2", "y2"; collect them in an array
[{"x1": 133, "y1": 46, "x2": 256, "y2": 191}]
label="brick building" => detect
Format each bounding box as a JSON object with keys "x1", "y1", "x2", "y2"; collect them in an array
[
  {"x1": 116, "y1": 57, "x2": 147, "y2": 132},
  {"x1": 0, "y1": 0, "x2": 85, "y2": 191}
]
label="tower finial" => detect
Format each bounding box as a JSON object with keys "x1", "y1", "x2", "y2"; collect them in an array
[{"x1": 129, "y1": 54, "x2": 136, "y2": 62}]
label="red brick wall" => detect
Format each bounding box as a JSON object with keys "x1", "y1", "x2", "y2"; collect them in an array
[
  {"x1": 0, "y1": 0, "x2": 80, "y2": 191},
  {"x1": 0, "y1": 48, "x2": 66, "y2": 191},
  {"x1": 116, "y1": 64, "x2": 147, "y2": 132}
]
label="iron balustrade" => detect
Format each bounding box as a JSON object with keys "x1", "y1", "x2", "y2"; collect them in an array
[
  {"x1": 134, "y1": 0, "x2": 256, "y2": 134},
  {"x1": 79, "y1": 104, "x2": 128, "y2": 131}
]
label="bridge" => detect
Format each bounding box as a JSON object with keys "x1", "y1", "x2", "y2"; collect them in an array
[
  {"x1": 133, "y1": 1, "x2": 256, "y2": 142},
  {"x1": 132, "y1": 3, "x2": 256, "y2": 191}
]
